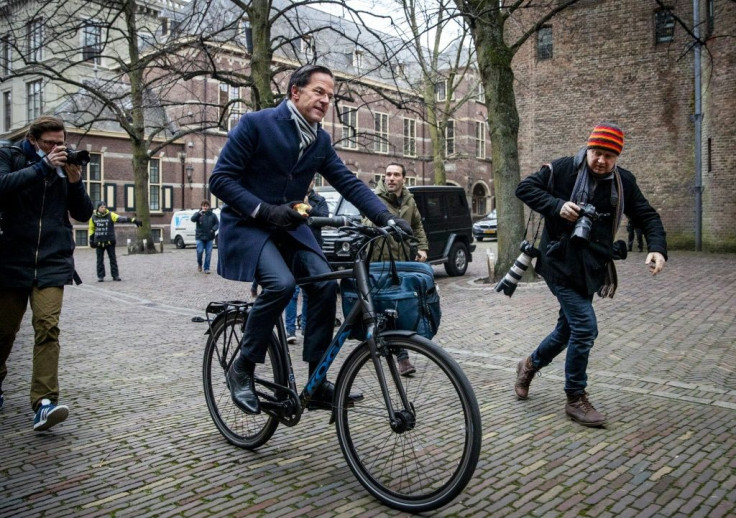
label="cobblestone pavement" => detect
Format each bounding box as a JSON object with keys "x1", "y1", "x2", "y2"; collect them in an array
[{"x1": 1, "y1": 243, "x2": 735, "y2": 517}]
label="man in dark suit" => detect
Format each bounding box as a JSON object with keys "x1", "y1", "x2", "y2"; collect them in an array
[{"x1": 210, "y1": 64, "x2": 409, "y2": 414}]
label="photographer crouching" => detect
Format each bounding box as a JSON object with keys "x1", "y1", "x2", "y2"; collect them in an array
[{"x1": 513, "y1": 122, "x2": 667, "y2": 427}]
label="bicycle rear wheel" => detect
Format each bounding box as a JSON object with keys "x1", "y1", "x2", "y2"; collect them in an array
[
  {"x1": 334, "y1": 334, "x2": 482, "y2": 512},
  {"x1": 203, "y1": 310, "x2": 281, "y2": 449}
]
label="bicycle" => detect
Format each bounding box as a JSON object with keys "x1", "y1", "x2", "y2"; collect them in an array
[{"x1": 202, "y1": 217, "x2": 482, "y2": 512}]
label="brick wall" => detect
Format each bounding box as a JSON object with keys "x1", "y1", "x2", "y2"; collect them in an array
[{"x1": 511, "y1": 0, "x2": 736, "y2": 251}]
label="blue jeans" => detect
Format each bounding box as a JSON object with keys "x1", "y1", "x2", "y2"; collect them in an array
[
  {"x1": 285, "y1": 286, "x2": 308, "y2": 336},
  {"x1": 530, "y1": 279, "x2": 598, "y2": 396},
  {"x1": 196, "y1": 239, "x2": 214, "y2": 271},
  {"x1": 240, "y1": 235, "x2": 337, "y2": 364}
]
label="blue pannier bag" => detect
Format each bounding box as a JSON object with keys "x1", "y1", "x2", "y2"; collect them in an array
[{"x1": 340, "y1": 261, "x2": 441, "y2": 341}]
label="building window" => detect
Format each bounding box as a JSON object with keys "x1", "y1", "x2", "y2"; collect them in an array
[
  {"x1": 706, "y1": 0, "x2": 714, "y2": 38},
  {"x1": 3, "y1": 91, "x2": 11, "y2": 132},
  {"x1": 301, "y1": 35, "x2": 315, "y2": 60},
  {"x1": 161, "y1": 18, "x2": 169, "y2": 36},
  {"x1": 537, "y1": 26, "x2": 553, "y2": 60},
  {"x1": 26, "y1": 18, "x2": 44, "y2": 62},
  {"x1": 340, "y1": 106, "x2": 358, "y2": 149},
  {"x1": 475, "y1": 121, "x2": 487, "y2": 159},
  {"x1": 444, "y1": 119, "x2": 455, "y2": 157},
  {"x1": 373, "y1": 112, "x2": 389, "y2": 154},
  {"x1": 405, "y1": 176, "x2": 416, "y2": 187},
  {"x1": 352, "y1": 49, "x2": 363, "y2": 70},
  {"x1": 219, "y1": 83, "x2": 241, "y2": 131},
  {"x1": 655, "y1": 8, "x2": 675, "y2": 43},
  {"x1": 82, "y1": 23, "x2": 102, "y2": 64},
  {"x1": 435, "y1": 80, "x2": 447, "y2": 102},
  {"x1": 373, "y1": 173, "x2": 382, "y2": 187},
  {"x1": 403, "y1": 117, "x2": 416, "y2": 157},
  {"x1": 149, "y1": 158, "x2": 161, "y2": 211},
  {"x1": 82, "y1": 153, "x2": 103, "y2": 203},
  {"x1": 477, "y1": 82, "x2": 485, "y2": 102},
  {"x1": 1, "y1": 37, "x2": 11, "y2": 75},
  {"x1": 313, "y1": 173, "x2": 324, "y2": 187},
  {"x1": 26, "y1": 80, "x2": 43, "y2": 121}
]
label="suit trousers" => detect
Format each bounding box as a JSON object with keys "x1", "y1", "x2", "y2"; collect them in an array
[
  {"x1": 240, "y1": 232, "x2": 337, "y2": 364},
  {"x1": 0, "y1": 285, "x2": 64, "y2": 411}
]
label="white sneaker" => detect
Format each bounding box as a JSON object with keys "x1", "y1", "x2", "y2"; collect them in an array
[{"x1": 286, "y1": 334, "x2": 297, "y2": 344}]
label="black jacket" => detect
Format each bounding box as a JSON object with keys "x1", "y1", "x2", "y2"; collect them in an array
[
  {"x1": 516, "y1": 150, "x2": 667, "y2": 296},
  {"x1": 0, "y1": 140, "x2": 93, "y2": 288},
  {"x1": 190, "y1": 209, "x2": 219, "y2": 242}
]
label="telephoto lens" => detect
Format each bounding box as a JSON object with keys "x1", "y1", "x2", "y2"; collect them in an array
[{"x1": 494, "y1": 240, "x2": 541, "y2": 297}]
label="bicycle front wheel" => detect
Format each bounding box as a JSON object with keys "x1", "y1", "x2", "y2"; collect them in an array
[
  {"x1": 334, "y1": 334, "x2": 482, "y2": 512},
  {"x1": 203, "y1": 311, "x2": 281, "y2": 449}
]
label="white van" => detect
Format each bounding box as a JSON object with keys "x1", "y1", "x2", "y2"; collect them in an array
[{"x1": 170, "y1": 208, "x2": 220, "y2": 249}]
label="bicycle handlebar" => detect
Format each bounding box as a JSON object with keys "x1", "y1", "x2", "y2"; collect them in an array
[{"x1": 307, "y1": 216, "x2": 352, "y2": 228}]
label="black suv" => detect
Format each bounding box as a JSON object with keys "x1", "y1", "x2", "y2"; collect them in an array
[{"x1": 322, "y1": 185, "x2": 476, "y2": 276}]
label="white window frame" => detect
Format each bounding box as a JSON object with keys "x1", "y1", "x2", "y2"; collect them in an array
[
  {"x1": 26, "y1": 18, "x2": 44, "y2": 62},
  {"x1": 435, "y1": 80, "x2": 447, "y2": 102},
  {"x1": 405, "y1": 176, "x2": 417, "y2": 187},
  {"x1": 2, "y1": 90, "x2": 11, "y2": 132},
  {"x1": 1, "y1": 37, "x2": 11, "y2": 75},
  {"x1": 83, "y1": 153, "x2": 103, "y2": 203},
  {"x1": 475, "y1": 121, "x2": 487, "y2": 159},
  {"x1": 82, "y1": 22, "x2": 102, "y2": 64},
  {"x1": 444, "y1": 119, "x2": 455, "y2": 157},
  {"x1": 148, "y1": 157, "x2": 162, "y2": 212},
  {"x1": 26, "y1": 79, "x2": 43, "y2": 121},
  {"x1": 301, "y1": 35, "x2": 315, "y2": 59},
  {"x1": 353, "y1": 49, "x2": 364, "y2": 70},
  {"x1": 403, "y1": 117, "x2": 416, "y2": 157},
  {"x1": 340, "y1": 106, "x2": 358, "y2": 149},
  {"x1": 373, "y1": 112, "x2": 389, "y2": 154}
]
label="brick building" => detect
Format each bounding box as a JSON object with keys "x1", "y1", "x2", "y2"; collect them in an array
[
  {"x1": 510, "y1": 0, "x2": 735, "y2": 251},
  {"x1": 0, "y1": 0, "x2": 492, "y2": 247}
]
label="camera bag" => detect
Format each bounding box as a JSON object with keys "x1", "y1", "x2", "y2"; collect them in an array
[{"x1": 340, "y1": 261, "x2": 441, "y2": 341}]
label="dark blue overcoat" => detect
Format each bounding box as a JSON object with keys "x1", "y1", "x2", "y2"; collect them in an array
[{"x1": 210, "y1": 100, "x2": 386, "y2": 281}]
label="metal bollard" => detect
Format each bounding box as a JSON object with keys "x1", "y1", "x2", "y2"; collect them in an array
[
  {"x1": 159, "y1": 237, "x2": 164, "y2": 253},
  {"x1": 487, "y1": 249, "x2": 495, "y2": 282},
  {"x1": 127, "y1": 238, "x2": 132, "y2": 254}
]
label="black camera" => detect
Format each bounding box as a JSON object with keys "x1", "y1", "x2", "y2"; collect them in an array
[
  {"x1": 495, "y1": 240, "x2": 541, "y2": 297},
  {"x1": 66, "y1": 149, "x2": 90, "y2": 166},
  {"x1": 571, "y1": 203, "x2": 599, "y2": 242}
]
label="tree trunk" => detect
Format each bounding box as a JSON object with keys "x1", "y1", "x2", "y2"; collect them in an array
[
  {"x1": 460, "y1": 8, "x2": 529, "y2": 280},
  {"x1": 249, "y1": 0, "x2": 274, "y2": 109}
]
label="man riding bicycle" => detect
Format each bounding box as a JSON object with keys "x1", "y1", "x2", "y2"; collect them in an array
[{"x1": 209, "y1": 64, "x2": 410, "y2": 414}]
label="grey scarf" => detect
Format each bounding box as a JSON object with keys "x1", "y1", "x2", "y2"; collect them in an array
[{"x1": 287, "y1": 100, "x2": 317, "y2": 159}]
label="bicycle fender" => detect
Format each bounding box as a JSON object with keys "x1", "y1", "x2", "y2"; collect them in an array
[{"x1": 204, "y1": 307, "x2": 247, "y2": 336}]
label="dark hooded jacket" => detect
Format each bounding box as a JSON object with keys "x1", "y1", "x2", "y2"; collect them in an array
[
  {"x1": 0, "y1": 140, "x2": 93, "y2": 287},
  {"x1": 516, "y1": 148, "x2": 667, "y2": 296}
]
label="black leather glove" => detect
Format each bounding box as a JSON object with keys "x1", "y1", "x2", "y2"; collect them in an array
[
  {"x1": 256, "y1": 202, "x2": 306, "y2": 229},
  {"x1": 89, "y1": 234, "x2": 96, "y2": 248},
  {"x1": 612, "y1": 240, "x2": 628, "y2": 260},
  {"x1": 374, "y1": 210, "x2": 413, "y2": 236},
  {"x1": 132, "y1": 218, "x2": 143, "y2": 227}
]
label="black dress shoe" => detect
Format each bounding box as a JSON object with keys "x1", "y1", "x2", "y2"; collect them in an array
[
  {"x1": 227, "y1": 363, "x2": 261, "y2": 414},
  {"x1": 308, "y1": 380, "x2": 363, "y2": 411}
]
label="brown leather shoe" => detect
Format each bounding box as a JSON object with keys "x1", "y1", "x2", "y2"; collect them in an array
[
  {"x1": 398, "y1": 358, "x2": 416, "y2": 377},
  {"x1": 514, "y1": 356, "x2": 538, "y2": 399},
  {"x1": 565, "y1": 392, "x2": 607, "y2": 427}
]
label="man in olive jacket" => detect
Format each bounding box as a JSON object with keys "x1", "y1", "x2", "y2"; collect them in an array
[
  {"x1": 513, "y1": 122, "x2": 667, "y2": 428},
  {"x1": 368, "y1": 163, "x2": 429, "y2": 263},
  {"x1": 0, "y1": 116, "x2": 93, "y2": 431}
]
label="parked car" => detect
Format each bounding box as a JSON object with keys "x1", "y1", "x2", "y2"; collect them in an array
[
  {"x1": 473, "y1": 209, "x2": 497, "y2": 241},
  {"x1": 170, "y1": 208, "x2": 220, "y2": 249},
  {"x1": 314, "y1": 186, "x2": 341, "y2": 216},
  {"x1": 322, "y1": 185, "x2": 476, "y2": 276}
]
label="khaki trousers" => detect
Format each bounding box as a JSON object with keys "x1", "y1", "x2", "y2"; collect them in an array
[{"x1": 0, "y1": 286, "x2": 64, "y2": 411}]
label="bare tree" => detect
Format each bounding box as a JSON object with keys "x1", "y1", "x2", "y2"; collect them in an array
[
  {"x1": 0, "y1": 0, "x2": 247, "y2": 252},
  {"x1": 453, "y1": 0, "x2": 581, "y2": 278}
]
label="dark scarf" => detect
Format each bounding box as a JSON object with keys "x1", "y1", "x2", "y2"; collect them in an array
[{"x1": 570, "y1": 148, "x2": 625, "y2": 298}]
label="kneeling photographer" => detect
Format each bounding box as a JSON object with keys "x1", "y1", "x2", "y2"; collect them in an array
[{"x1": 512, "y1": 122, "x2": 667, "y2": 428}]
